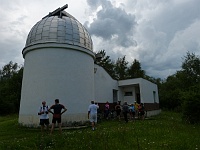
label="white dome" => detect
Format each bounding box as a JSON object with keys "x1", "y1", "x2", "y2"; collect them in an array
[{"x1": 24, "y1": 10, "x2": 93, "y2": 53}]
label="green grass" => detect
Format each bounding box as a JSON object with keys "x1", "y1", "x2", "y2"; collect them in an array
[{"x1": 0, "y1": 111, "x2": 199, "y2": 150}]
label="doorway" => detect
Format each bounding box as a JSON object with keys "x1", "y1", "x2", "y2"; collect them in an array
[
  {"x1": 113, "y1": 89, "x2": 118, "y2": 103},
  {"x1": 136, "y1": 93, "x2": 141, "y2": 104}
]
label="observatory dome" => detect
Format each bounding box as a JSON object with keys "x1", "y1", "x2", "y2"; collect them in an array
[{"x1": 24, "y1": 9, "x2": 93, "y2": 53}]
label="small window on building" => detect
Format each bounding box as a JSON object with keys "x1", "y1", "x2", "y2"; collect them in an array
[{"x1": 124, "y1": 92, "x2": 133, "y2": 96}]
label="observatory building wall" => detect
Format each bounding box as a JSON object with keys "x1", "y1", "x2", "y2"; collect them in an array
[{"x1": 19, "y1": 44, "x2": 95, "y2": 126}]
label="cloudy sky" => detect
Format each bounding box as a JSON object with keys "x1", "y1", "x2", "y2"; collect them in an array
[{"x1": 1, "y1": 0, "x2": 200, "y2": 79}]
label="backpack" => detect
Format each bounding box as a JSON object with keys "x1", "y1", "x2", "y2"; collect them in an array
[{"x1": 38, "y1": 106, "x2": 48, "y2": 115}]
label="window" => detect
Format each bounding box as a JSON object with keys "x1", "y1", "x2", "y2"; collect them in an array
[{"x1": 124, "y1": 92, "x2": 133, "y2": 96}]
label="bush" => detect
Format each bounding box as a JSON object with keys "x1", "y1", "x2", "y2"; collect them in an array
[{"x1": 182, "y1": 90, "x2": 200, "y2": 124}]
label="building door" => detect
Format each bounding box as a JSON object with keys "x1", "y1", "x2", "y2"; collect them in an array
[
  {"x1": 113, "y1": 89, "x2": 118, "y2": 103},
  {"x1": 136, "y1": 93, "x2": 141, "y2": 104},
  {"x1": 153, "y1": 91, "x2": 156, "y2": 103}
]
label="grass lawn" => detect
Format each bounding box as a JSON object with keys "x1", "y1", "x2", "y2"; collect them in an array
[{"x1": 0, "y1": 111, "x2": 199, "y2": 150}]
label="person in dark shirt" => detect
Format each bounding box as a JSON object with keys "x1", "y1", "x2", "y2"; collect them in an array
[
  {"x1": 48, "y1": 99, "x2": 67, "y2": 134},
  {"x1": 115, "y1": 101, "x2": 121, "y2": 121},
  {"x1": 122, "y1": 101, "x2": 129, "y2": 123}
]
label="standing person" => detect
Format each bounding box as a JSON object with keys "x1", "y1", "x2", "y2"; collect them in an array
[
  {"x1": 115, "y1": 101, "x2": 121, "y2": 121},
  {"x1": 138, "y1": 103, "x2": 145, "y2": 120},
  {"x1": 122, "y1": 101, "x2": 129, "y2": 123},
  {"x1": 38, "y1": 101, "x2": 49, "y2": 133},
  {"x1": 134, "y1": 101, "x2": 139, "y2": 119},
  {"x1": 129, "y1": 104, "x2": 135, "y2": 121},
  {"x1": 88, "y1": 101, "x2": 99, "y2": 131},
  {"x1": 104, "y1": 101, "x2": 110, "y2": 120},
  {"x1": 48, "y1": 99, "x2": 67, "y2": 134}
]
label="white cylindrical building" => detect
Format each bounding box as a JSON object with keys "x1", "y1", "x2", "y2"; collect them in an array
[{"x1": 19, "y1": 7, "x2": 95, "y2": 126}]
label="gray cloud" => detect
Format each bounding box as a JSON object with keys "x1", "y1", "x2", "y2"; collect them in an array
[
  {"x1": 151, "y1": 0, "x2": 200, "y2": 43},
  {"x1": 85, "y1": 0, "x2": 137, "y2": 48},
  {"x1": 121, "y1": 0, "x2": 200, "y2": 78}
]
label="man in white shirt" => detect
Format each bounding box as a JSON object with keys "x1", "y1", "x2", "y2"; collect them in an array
[
  {"x1": 38, "y1": 101, "x2": 49, "y2": 132},
  {"x1": 88, "y1": 101, "x2": 99, "y2": 131}
]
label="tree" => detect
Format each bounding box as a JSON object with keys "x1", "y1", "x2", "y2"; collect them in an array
[
  {"x1": 114, "y1": 56, "x2": 128, "y2": 80},
  {"x1": 159, "y1": 73, "x2": 183, "y2": 110},
  {"x1": 127, "y1": 59, "x2": 145, "y2": 79},
  {"x1": 158, "y1": 51, "x2": 200, "y2": 123},
  {"x1": 181, "y1": 52, "x2": 200, "y2": 87},
  {"x1": 0, "y1": 61, "x2": 19, "y2": 80},
  {"x1": 0, "y1": 62, "x2": 23, "y2": 114},
  {"x1": 180, "y1": 52, "x2": 200, "y2": 123},
  {"x1": 95, "y1": 50, "x2": 116, "y2": 79},
  {"x1": 181, "y1": 85, "x2": 200, "y2": 124}
]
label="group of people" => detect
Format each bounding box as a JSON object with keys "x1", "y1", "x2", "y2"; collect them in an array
[
  {"x1": 39, "y1": 99, "x2": 100, "y2": 133},
  {"x1": 38, "y1": 99, "x2": 145, "y2": 133},
  {"x1": 115, "y1": 101, "x2": 145, "y2": 123},
  {"x1": 101, "y1": 101, "x2": 145, "y2": 123},
  {"x1": 38, "y1": 99, "x2": 67, "y2": 134}
]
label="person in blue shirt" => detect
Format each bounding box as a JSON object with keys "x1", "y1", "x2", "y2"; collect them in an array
[{"x1": 129, "y1": 103, "x2": 135, "y2": 121}]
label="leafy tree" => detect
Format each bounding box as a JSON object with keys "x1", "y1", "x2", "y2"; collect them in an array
[
  {"x1": 95, "y1": 50, "x2": 116, "y2": 79},
  {"x1": 95, "y1": 50, "x2": 157, "y2": 82},
  {"x1": 180, "y1": 52, "x2": 200, "y2": 123},
  {"x1": 159, "y1": 51, "x2": 200, "y2": 123},
  {"x1": 181, "y1": 85, "x2": 200, "y2": 124},
  {"x1": 114, "y1": 56, "x2": 128, "y2": 80},
  {"x1": 127, "y1": 59, "x2": 145, "y2": 79},
  {"x1": 181, "y1": 52, "x2": 200, "y2": 87},
  {"x1": 159, "y1": 73, "x2": 183, "y2": 110},
  {"x1": 144, "y1": 75, "x2": 162, "y2": 85},
  {"x1": 0, "y1": 62, "x2": 23, "y2": 114},
  {"x1": 0, "y1": 61, "x2": 18, "y2": 80}
]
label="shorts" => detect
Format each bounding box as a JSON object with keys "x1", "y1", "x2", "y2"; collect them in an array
[
  {"x1": 90, "y1": 114, "x2": 97, "y2": 123},
  {"x1": 52, "y1": 117, "x2": 61, "y2": 123},
  {"x1": 40, "y1": 119, "x2": 49, "y2": 125}
]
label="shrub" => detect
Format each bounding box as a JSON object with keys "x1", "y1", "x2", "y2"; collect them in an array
[{"x1": 181, "y1": 89, "x2": 200, "y2": 124}]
